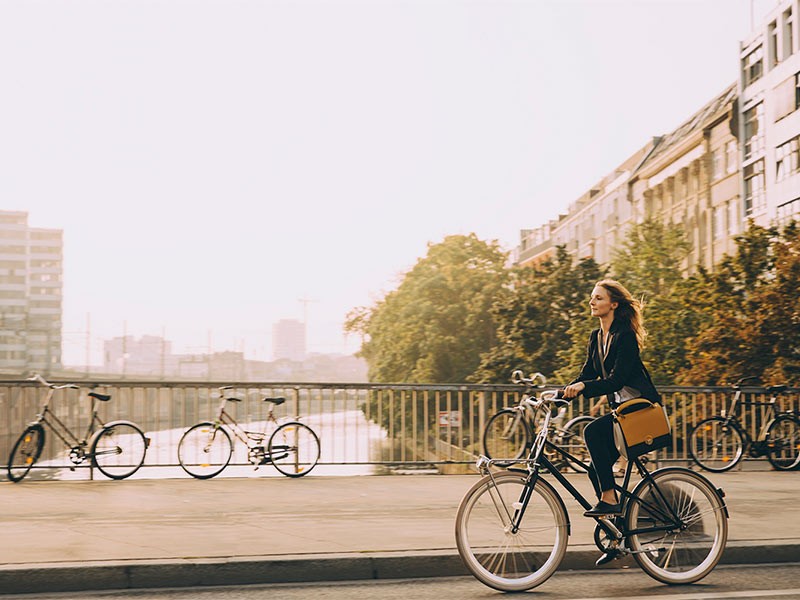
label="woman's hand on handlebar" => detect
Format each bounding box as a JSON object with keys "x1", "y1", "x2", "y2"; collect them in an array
[{"x1": 562, "y1": 381, "x2": 585, "y2": 399}]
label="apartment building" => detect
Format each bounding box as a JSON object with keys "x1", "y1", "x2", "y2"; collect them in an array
[
  {"x1": 0, "y1": 210, "x2": 63, "y2": 375},
  {"x1": 631, "y1": 84, "x2": 740, "y2": 272},
  {"x1": 740, "y1": 0, "x2": 800, "y2": 226},
  {"x1": 515, "y1": 85, "x2": 740, "y2": 274},
  {"x1": 515, "y1": 2, "x2": 800, "y2": 273}
]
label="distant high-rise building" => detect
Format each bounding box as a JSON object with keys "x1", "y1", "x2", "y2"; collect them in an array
[
  {"x1": 272, "y1": 318, "x2": 306, "y2": 361},
  {"x1": 0, "y1": 210, "x2": 63, "y2": 375}
]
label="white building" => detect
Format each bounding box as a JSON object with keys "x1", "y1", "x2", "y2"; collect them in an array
[
  {"x1": 272, "y1": 318, "x2": 306, "y2": 362},
  {"x1": 739, "y1": 0, "x2": 800, "y2": 226},
  {"x1": 0, "y1": 210, "x2": 62, "y2": 375}
]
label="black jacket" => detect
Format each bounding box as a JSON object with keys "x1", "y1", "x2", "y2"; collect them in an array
[{"x1": 569, "y1": 319, "x2": 661, "y2": 404}]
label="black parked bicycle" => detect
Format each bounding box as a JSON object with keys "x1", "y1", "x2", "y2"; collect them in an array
[
  {"x1": 688, "y1": 376, "x2": 800, "y2": 472},
  {"x1": 7, "y1": 374, "x2": 150, "y2": 482},
  {"x1": 482, "y1": 372, "x2": 592, "y2": 468},
  {"x1": 456, "y1": 371, "x2": 728, "y2": 592}
]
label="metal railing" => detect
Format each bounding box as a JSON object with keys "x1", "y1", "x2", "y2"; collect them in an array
[{"x1": 0, "y1": 379, "x2": 797, "y2": 479}]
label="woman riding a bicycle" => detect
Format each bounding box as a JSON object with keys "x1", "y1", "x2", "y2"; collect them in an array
[{"x1": 562, "y1": 279, "x2": 661, "y2": 518}]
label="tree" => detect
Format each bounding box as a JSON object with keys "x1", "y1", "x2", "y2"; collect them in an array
[
  {"x1": 345, "y1": 233, "x2": 509, "y2": 383},
  {"x1": 472, "y1": 246, "x2": 605, "y2": 384},
  {"x1": 606, "y1": 218, "x2": 694, "y2": 385},
  {"x1": 680, "y1": 222, "x2": 800, "y2": 385}
]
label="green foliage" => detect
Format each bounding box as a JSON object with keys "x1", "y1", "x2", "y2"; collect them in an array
[
  {"x1": 606, "y1": 218, "x2": 695, "y2": 384},
  {"x1": 681, "y1": 222, "x2": 800, "y2": 384},
  {"x1": 345, "y1": 234, "x2": 509, "y2": 383},
  {"x1": 471, "y1": 246, "x2": 605, "y2": 384},
  {"x1": 611, "y1": 218, "x2": 691, "y2": 299}
]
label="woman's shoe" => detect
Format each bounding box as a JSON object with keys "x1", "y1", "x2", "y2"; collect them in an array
[{"x1": 583, "y1": 500, "x2": 622, "y2": 517}]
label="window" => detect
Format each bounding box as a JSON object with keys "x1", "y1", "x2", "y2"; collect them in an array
[
  {"x1": 744, "y1": 159, "x2": 766, "y2": 215},
  {"x1": 744, "y1": 103, "x2": 765, "y2": 159},
  {"x1": 776, "y1": 135, "x2": 800, "y2": 182},
  {"x1": 742, "y1": 45, "x2": 763, "y2": 86},
  {"x1": 774, "y1": 73, "x2": 800, "y2": 121},
  {"x1": 784, "y1": 8, "x2": 794, "y2": 59},
  {"x1": 726, "y1": 140, "x2": 738, "y2": 174},
  {"x1": 729, "y1": 201, "x2": 740, "y2": 234},
  {"x1": 713, "y1": 205, "x2": 726, "y2": 239},
  {"x1": 777, "y1": 198, "x2": 800, "y2": 225},
  {"x1": 712, "y1": 147, "x2": 724, "y2": 180},
  {"x1": 770, "y1": 21, "x2": 779, "y2": 67}
]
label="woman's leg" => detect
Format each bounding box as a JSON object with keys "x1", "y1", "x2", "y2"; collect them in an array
[{"x1": 583, "y1": 414, "x2": 620, "y2": 505}]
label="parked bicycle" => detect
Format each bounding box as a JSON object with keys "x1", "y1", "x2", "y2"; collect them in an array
[
  {"x1": 7, "y1": 374, "x2": 150, "y2": 482},
  {"x1": 688, "y1": 376, "x2": 800, "y2": 472},
  {"x1": 177, "y1": 386, "x2": 321, "y2": 479},
  {"x1": 456, "y1": 370, "x2": 728, "y2": 592},
  {"x1": 482, "y1": 372, "x2": 592, "y2": 468}
]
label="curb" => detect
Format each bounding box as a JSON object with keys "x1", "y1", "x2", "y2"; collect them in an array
[{"x1": 1, "y1": 542, "x2": 798, "y2": 595}]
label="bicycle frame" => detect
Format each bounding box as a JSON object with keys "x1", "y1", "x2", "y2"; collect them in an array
[
  {"x1": 27, "y1": 381, "x2": 107, "y2": 461},
  {"x1": 481, "y1": 396, "x2": 706, "y2": 549},
  {"x1": 213, "y1": 405, "x2": 279, "y2": 448},
  {"x1": 723, "y1": 388, "x2": 784, "y2": 447}
]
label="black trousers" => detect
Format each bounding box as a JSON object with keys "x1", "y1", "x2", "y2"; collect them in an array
[{"x1": 583, "y1": 413, "x2": 620, "y2": 498}]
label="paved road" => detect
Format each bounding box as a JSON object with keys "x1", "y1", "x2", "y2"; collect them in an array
[{"x1": 0, "y1": 469, "x2": 798, "y2": 594}]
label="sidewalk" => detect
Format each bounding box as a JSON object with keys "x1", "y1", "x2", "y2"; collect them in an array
[{"x1": 1, "y1": 469, "x2": 798, "y2": 594}]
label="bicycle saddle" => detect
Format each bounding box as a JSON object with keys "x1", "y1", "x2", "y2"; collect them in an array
[
  {"x1": 264, "y1": 397, "x2": 286, "y2": 405},
  {"x1": 767, "y1": 385, "x2": 789, "y2": 394},
  {"x1": 89, "y1": 392, "x2": 111, "y2": 402}
]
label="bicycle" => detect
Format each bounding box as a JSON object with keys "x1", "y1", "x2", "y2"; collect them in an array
[
  {"x1": 482, "y1": 372, "x2": 593, "y2": 469},
  {"x1": 7, "y1": 374, "x2": 150, "y2": 482},
  {"x1": 455, "y1": 371, "x2": 728, "y2": 592},
  {"x1": 177, "y1": 386, "x2": 321, "y2": 479},
  {"x1": 688, "y1": 376, "x2": 800, "y2": 472}
]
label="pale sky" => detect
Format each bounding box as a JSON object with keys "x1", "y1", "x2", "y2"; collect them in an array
[{"x1": 0, "y1": 0, "x2": 777, "y2": 365}]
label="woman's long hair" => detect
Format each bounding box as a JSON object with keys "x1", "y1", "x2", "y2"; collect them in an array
[{"x1": 597, "y1": 279, "x2": 647, "y2": 349}]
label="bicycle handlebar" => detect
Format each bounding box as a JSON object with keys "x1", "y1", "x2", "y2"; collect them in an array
[
  {"x1": 26, "y1": 373, "x2": 79, "y2": 390},
  {"x1": 511, "y1": 369, "x2": 547, "y2": 387},
  {"x1": 732, "y1": 375, "x2": 759, "y2": 389}
]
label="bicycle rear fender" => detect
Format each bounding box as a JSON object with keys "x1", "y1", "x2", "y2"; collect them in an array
[
  {"x1": 630, "y1": 466, "x2": 729, "y2": 520},
  {"x1": 87, "y1": 420, "x2": 146, "y2": 449}
]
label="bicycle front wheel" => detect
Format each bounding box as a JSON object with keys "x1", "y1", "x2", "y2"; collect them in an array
[
  {"x1": 626, "y1": 467, "x2": 728, "y2": 585},
  {"x1": 482, "y1": 409, "x2": 530, "y2": 461},
  {"x1": 8, "y1": 425, "x2": 45, "y2": 483},
  {"x1": 91, "y1": 422, "x2": 147, "y2": 480},
  {"x1": 455, "y1": 471, "x2": 568, "y2": 592},
  {"x1": 268, "y1": 422, "x2": 320, "y2": 477},
  {"x1": 766, "y1": 415, "x2": 800, "y2": 471},
  {"x1": 688, "y1": 417, "x2": 744, "y2": 472},
  {"x1": 178, "y1": 422, "x2": 233, "y2": 479}
]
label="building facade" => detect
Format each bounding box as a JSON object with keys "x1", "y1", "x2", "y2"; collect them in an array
[
  {"x1": 515, "y1": 2, "x2": 800, "y2": 274},
  {"x1": 0, "y1": 210, "x2": 63, "y2": 375},
  {"x1": 739, "y1": 0, "x2": 800, "y2": 227},
  {"x1": 272, "y1": 318, "x2": 306, "y2": 362}
]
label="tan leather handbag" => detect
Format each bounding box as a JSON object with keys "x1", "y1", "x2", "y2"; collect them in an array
[{"x1": 612, "y1": 398, "x2": 672, "y2": 459}]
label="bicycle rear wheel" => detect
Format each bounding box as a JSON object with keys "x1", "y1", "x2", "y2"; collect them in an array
[
  {"x1": 178, "y1": 422, "x2": 233, "y2": 479},
  {"x1": 91, "y1": 422, "x2": 148, "y2": 480},
  {"x1": 455, "y1": 471, "x2": 568, "y2": 592},
  {"x1": 688, "y1": 417, "x2": 743, "y2": 472},
  {"x1": 766, "y1": 415, "x2": 800, "y2": 471},
  {"x1": 8, "y1": 425, "x2": 45, "y2": 483},
  {"x1": 482, "y1": 409, "x2": 530, "y2": 461},
  {"x1": 268, "y1": 422, "x2": 320, "y2": 477},
  {"x1": 626, "y1": 467, "x2": 727, "y2": 585}
]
